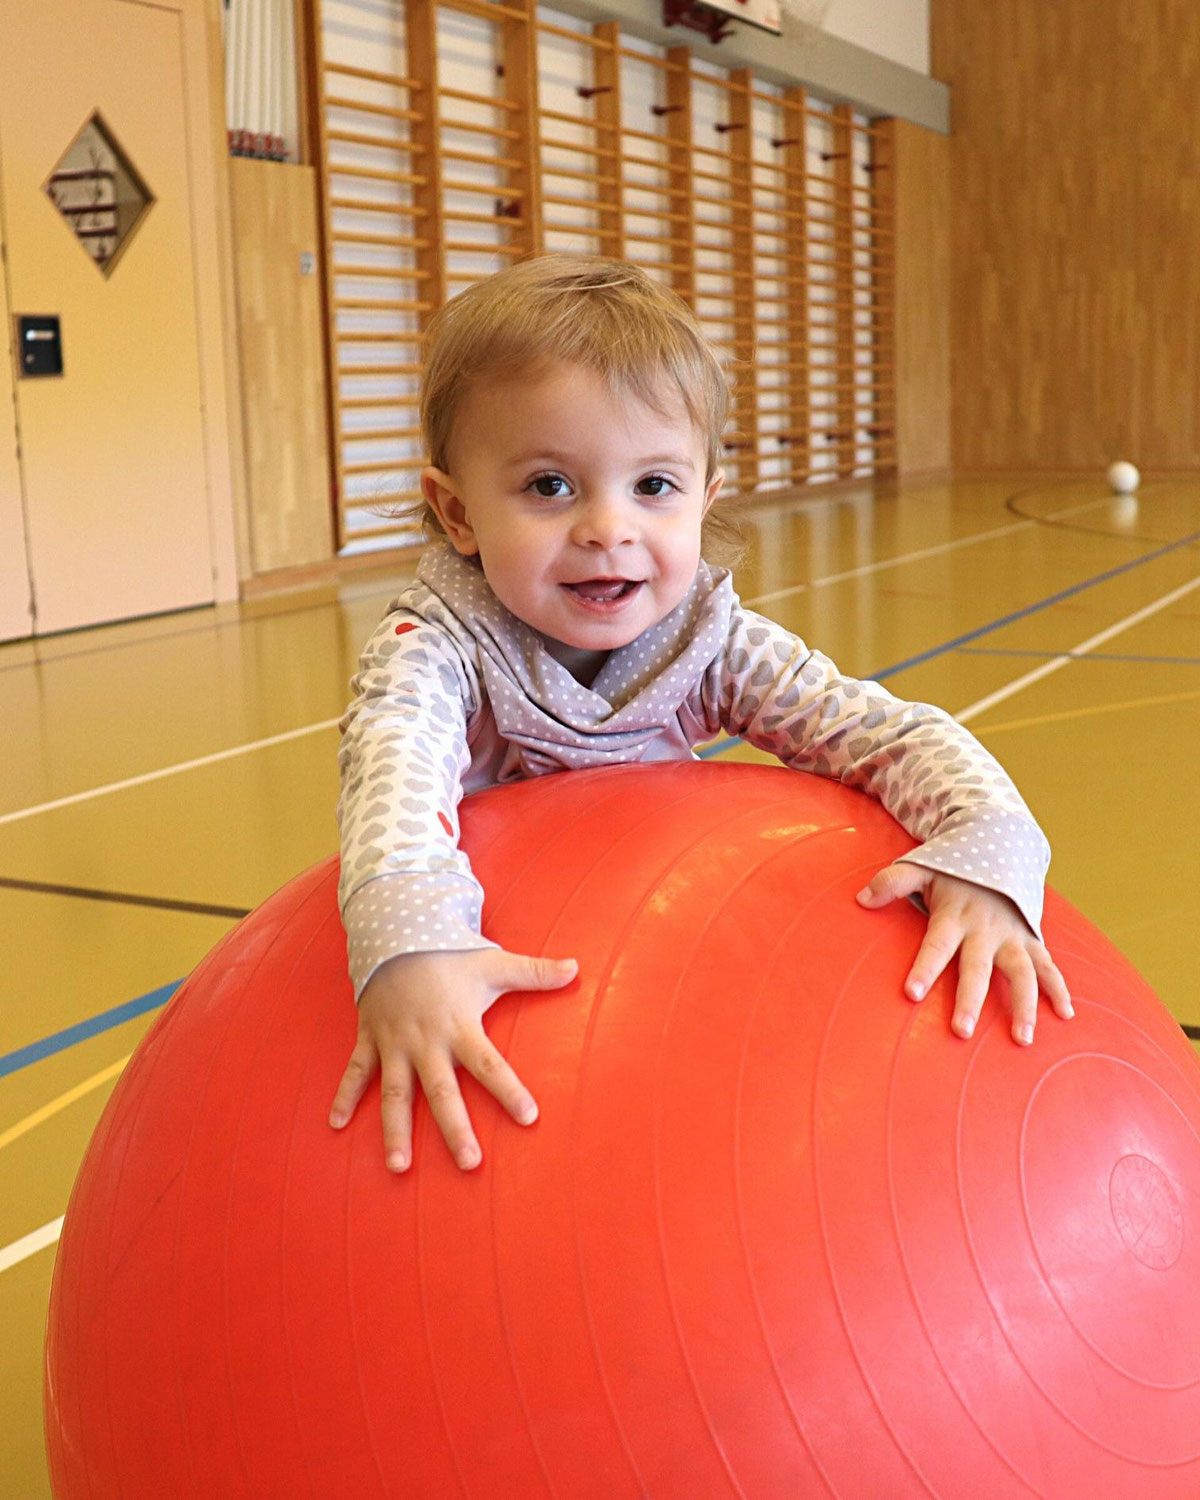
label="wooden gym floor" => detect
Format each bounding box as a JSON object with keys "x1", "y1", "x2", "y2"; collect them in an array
[{"x1": 3, "y1": 473, "x2": 1199, "y2": 1496}]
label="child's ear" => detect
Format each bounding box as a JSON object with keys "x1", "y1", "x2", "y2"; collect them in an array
[
  {"x1": 703, "y1": 468, "x2": 725, "y2": 514},
  {"x1": 421, "y1": 466, "x2": 479, "y2": 556}
]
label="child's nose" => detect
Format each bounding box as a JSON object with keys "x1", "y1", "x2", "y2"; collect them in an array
[{"x1": 572, "y1": 494, "x2": 636, "y2": 550}]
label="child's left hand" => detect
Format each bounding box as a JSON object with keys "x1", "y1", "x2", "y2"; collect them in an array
[{"x1": 856, "y1": 863, "x2": 1073, "y2": 1045}]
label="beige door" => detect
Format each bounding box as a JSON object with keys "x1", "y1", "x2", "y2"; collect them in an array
[{"x1": 0, "y1": 0, "x2": 217, "y2": 636}]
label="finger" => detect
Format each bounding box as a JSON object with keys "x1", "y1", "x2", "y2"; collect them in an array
[
  {"x1": 493, "y1": 953, "x2": 578, "y2": 995},
  {"x1": 329, "y1": 1041, "x2": 378, "y2": 1129},
  {"x1": 857, "y1": 861, "x2": 928, "y2": 909},
  {"x1": 1033, "y1": 949, "x2": 1074, "y2": 1020},
  {"x1": 416, "y1": 1059, "x2": 482, "y2": 1171},
  {"x1": 379, "y1": 1054, "x2": 417, "y2": 1173},
  {"x1": 904, "y1": 914, "x2": 964, "y2": 1001},
  {"x1": 461, "y1": 1030, "x2": 538, "y2": 1127},
  {"x1": 1004, "y1": 952, "x2": 1039, "y2": 1046},
  {"x1": 950, "y1": 938, "x2": 994, "y2": 1040}
]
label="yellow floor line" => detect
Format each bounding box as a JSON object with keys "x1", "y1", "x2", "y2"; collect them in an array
[
  {"x1": 973, "y1": 684, "x2": 1200, "y2": 738},
  {"x1": 0, "y1": 1055, "x2": 129, "y2": 1152}
]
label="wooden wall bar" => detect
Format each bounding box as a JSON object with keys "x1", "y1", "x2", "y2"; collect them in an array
[
  {"x1": 310, "y1": 2, "x2": 900, "y2": 553},
  {"x1": 727, "y1": 69, "x2": 758, "y2": 491},
  {"x1": 782, "y1": 88, "x2": 811, "y2": 484},
  {"x1": 830, "y1": 104, "x2": 856, "y2": 478},
  {"x1": 592, "y1": 21, "x2": 624, "y2": 253},
  {"x1": 503, "y1": 0, "x2": 543, "y2": 255},
  {"x1": 664, "y1": 46, "x2": 697, "y2": 309}
]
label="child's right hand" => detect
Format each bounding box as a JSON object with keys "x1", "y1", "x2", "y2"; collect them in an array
[{"x1": 328, "y1": 948, "x2": 578, "y2": 1173}]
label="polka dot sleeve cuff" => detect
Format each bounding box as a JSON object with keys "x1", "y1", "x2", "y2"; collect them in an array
[
  {"x1": 342, "y1": 874, "x2": 498, "y2": 1000},
  {"x1": 897, "y1": 807, "x2": 1049, "y2": 939}
]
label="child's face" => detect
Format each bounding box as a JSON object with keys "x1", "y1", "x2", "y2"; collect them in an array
[{"x1": 422, "y1": 362, "x2": 723, "y2": 676}]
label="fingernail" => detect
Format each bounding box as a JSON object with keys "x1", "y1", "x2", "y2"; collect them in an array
[
  {"x1": 457, "y1": 1146, "x2": 481, "y2": 1170},
  {"x1": 330, "y1": 1112, "x2": 347, "y2": 1129},
  {"x1": 387, "y1": 1151, "x2": 409, "y2": 1172},
  {"x1": 856, "y1": 887, "x2": 873, "y2": 904},
  {"x1": 1063, "y1": 1001, "x2": 1075, "y2": 1019},
  {"x1": 956, "y1": 1015, "x2": 975, "y2": 1038},
  {"x1": 516, "y1": 1101, "x2": 538, "y2": 1126},
  {"x1": 1017, "y1": 1024, "x2": 1033, "y2": 1045},
  {"x1": 908, "y1": 980, "x2": 926, "y2": 1001}
]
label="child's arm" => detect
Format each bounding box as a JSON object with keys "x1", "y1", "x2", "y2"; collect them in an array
[
  {"x1": 694, "y1": 604, "x2": 1071, "y2": 1042},
  {"x1": 335, "y1": 607, "x2": 576, "y2": 1169}
]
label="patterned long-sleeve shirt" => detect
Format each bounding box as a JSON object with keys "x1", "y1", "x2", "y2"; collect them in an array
[{"x1": 338, "y1": 545, "x2": 1050, "y2": 998}]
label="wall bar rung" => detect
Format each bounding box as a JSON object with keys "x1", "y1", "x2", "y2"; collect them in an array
[
  {"x1": 439, "y1": 86, "x2": 522, "y2": 112},
  {"x1": 326, "y1": 96, "x2": 423, "y2": 123},
  {"x1": 325, "y1": 62, "x2": 421, "y2": 90}
]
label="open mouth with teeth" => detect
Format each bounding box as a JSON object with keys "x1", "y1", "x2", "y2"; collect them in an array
[{"x1": 562, "y1": 579, "x2": 642, "y2": 603}]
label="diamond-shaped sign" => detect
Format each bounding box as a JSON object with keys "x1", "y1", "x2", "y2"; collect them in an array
[{"x1": 45, "y1": 113, "x2": 154, "y2": 276}]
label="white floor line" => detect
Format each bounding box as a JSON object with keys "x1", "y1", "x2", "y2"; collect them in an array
[
  {"x1": 744, "y1": 496, "x2": 1110, "y2": 609},
  {"x1": 0, "y1": 1215, "x2": 63, "y2": 1274},
  {"x1": 955, "y1": 574, "x2": 1200, "y2": 725},
  {"x1": 0, "y1": 718, "x2": 342, "y2": 828}
]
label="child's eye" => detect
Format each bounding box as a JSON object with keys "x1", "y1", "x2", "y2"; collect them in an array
[
  {"x1": 636, "y1": 474, "x2": 677, "y2": 498},
  {"x1": 529, "y1": 473, "x2": 570, "y2": 498}
]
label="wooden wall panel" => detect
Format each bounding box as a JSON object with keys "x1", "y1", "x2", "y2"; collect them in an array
[
  {"x1": 933, "y1": 0, "x2": 1200, "y2": 470},
  {"x1": 891, "y1": 117, "x2": 950, "y2": 475},
  {"x1": 230, "y1": 158, "x2": 334, "y2": 573}
]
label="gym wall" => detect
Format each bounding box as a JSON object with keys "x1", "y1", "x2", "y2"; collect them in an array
[
  {"x1": 934, "y1": 0, "x2": 1200, "y2": 471},
  {"x1": 215, "y1": 0, "x2": 950, "y2": 584}
]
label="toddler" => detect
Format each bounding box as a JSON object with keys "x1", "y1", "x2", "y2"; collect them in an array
[{"x1": 330, "y1": 255, "x2": 1071, "y2": 1173}]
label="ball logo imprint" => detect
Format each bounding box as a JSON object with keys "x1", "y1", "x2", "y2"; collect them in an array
[{"x1": 1110, "y1": 1154, "x2": 1184, "y2": 1270}]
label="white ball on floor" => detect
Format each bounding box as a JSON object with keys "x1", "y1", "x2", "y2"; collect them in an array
[{"x1": 1107, "y1": 460, "x2": 1140, "y2": 494}]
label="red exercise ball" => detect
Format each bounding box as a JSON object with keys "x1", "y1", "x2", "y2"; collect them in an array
[{"x1": 45, "y1": 762, "x2": 1200, "y2": 1498}]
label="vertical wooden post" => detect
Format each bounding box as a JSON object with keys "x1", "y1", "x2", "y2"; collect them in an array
[
  {"x1": 292, "y1": 0, "x2": 315, "y2": 165},
  {"x1": 406, "y1": 0, "x2": 447, "y2": 314},
  {"x1": 592, "y1": 20, "x2": 624, "y2": 259},
  {"x1": 783, "y1": 86, "x2": 810, "y2": 484},
  {"x1": 304, "y1": 0, "x2": 345, "y2": 545},
  {"x1": 502, "y1": 0, "x2": 542, "y2": 256},
  {"x1": 728, "y1": 70, "x2": 758, "y2": 491},
  {"x1": 665, "y1": 47, "x2": 695, "y2": 309},
  {"x1": 870, "y1": 116, "x2": 897, "y2": 475},
  {"x1": 832, "y1": 102, "x2": 856, "y2": 478}
]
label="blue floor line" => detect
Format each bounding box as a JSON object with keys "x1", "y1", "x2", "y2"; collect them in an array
[
  {"x1": 868, "y1": 526, "x2": 1200, "y2": 680},
  {"x1": 696, "y1": 525, "x2": 1200, "y2": 764},
  {"x1": 0, "y1": 979, "x2": 182, "y2": 1079},
  {"x1": 695, "y1": 739, "x2": 733, "y2": 760}
]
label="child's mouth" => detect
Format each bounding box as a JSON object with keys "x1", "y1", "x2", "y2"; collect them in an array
[{"x1": 562, "y1": 579, "x2": 641, "y2": 604}]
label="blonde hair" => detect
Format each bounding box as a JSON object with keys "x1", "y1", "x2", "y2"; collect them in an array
[{"x1": 405, "y1": 254, "x2": 744, "y2": 564}]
